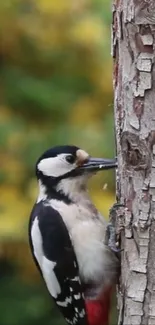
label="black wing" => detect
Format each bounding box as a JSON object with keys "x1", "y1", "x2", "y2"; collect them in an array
[{"x1": 29, "y1": 201, "x2": 87, "y2": 325}]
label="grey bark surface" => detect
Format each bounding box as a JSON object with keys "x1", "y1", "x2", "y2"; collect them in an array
[{"x1": 112, "y1": 1, "x2": 155, "y2": 325}]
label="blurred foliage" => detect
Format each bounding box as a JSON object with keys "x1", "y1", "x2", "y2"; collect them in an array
[{"x1": 0, "y1": 0, "x2": 117, "y2": 324}]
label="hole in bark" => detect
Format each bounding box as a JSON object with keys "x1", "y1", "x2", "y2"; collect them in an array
[
  {"x1": 126, "y1": 141, "x2": 142, "y2": 166},
  {"x1": 122, "y1": 132, "x2": 151, "y2": 171},
  {"x1": 129, "y1": 149, "x2": 142, "y2": 165}
]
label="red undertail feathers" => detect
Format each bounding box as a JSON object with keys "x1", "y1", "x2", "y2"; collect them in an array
[{"x1": 85, "y1": 288, "x2": 112, "y2": 325}]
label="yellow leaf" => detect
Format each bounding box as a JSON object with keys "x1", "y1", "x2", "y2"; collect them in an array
[
  {"x1": 1, "y1": 157, "x2": 25, "y2": 185},
  {"x1": 0, "y1": 186, "x2": 32, "y2": 239},
  {"x1": 0, "y1": 106, "x2": 13, "y2": 122},
  {"x1": 90, "y1": 189, "x2": 115, "y2": 219},
  {"x1": 69, "y1": 17, "x2": 106, "y2": 47},
  {"x1": 69, "y1": 96, "x2": 101, "y2": 125},
  {"x1": 36, "y1": 0, "x2": 71, "y2": 15}
]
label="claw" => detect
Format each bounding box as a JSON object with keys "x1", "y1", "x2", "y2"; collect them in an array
[
  {"x1": 106, "y1": 223, "x2": 121, "y2": 253},
  {"x1": 109, "y1": 203, "x2": 125, "y2": 217},
  {"x1": 106, "y1": 202, "x2": 125, "y2": 253}
]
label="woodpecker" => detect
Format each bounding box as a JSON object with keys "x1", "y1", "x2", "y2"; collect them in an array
[{"x1": 29, "y1": 145, "x2": 119, "y2": 325}]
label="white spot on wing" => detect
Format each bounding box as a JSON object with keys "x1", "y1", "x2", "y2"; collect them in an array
[
  {"x1": 65, "y1": 318, "x2": 73, "y2": 324},
  {"x1": 71, "y1": 276, "x2": 80, "y2": 282},
  {"x1": 31, "y1": 217, "x2": 61, "y2": 298},
  {"x1": 66, "y1": 308, "x2": 85, "y2": 324},
  {"x1": 42, "y1": 257, "x2": 61, "y2": 298},
  {"x1": 74, "y1": 293, "x2": 81, "y2": 300},
  {"x1": 73, "y1": 316, "x2": 78, "y2": 324},
  {"x1": 79, "y1": 309, "x2": 85, "y2": 317},
  {"x1": 57, "y1": 296, "x2": 72, "y2": 307},
  {"x1": 31, "y1": 217, "x2": 43, "y2": 265}
]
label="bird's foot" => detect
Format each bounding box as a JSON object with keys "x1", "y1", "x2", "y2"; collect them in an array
[{"x1": 106, "y1": 203, "x2": 125, "y2": 253}]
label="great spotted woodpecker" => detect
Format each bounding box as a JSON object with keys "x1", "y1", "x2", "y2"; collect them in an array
[{"x1": 29, "y1": 145, "x2": 120, "y2": 325}]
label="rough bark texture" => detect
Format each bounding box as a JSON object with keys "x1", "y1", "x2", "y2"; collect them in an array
[{"x1": 112, "y1": 1, "x2": 155, "y2": 325}]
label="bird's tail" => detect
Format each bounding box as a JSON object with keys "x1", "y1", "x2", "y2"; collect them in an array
[{"x1": 85, "y1": 287, "x2": 112, "y2": 325}]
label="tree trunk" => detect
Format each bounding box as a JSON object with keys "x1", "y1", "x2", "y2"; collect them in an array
[{"x1": 112, "y1": 1, "x2": 155, "y2": 325}]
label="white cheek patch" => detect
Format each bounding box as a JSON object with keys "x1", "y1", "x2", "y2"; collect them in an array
[{"x1": 37, "y1": 155, "x2": 75, "y2": 177}]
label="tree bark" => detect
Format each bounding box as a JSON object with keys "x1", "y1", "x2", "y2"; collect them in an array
[{"x1": 112, "y1": 1, "x2": 155, "y2": 325}]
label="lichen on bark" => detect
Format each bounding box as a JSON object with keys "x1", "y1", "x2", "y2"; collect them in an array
[{"x1": 112, "y1": 1, "x2": 155, "y2": 324}]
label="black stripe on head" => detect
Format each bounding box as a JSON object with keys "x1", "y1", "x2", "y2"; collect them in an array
[{"x1": 36, "y1": 145, "x2": 79, "y2": 167}]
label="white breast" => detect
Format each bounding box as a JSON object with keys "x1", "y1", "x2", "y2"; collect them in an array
[
  {"x1": 71, "y1": 219, "x2": 108, "y2": 280},
  {"x1": 50, "y1": 199, "x2": 117, "y2": 290}
]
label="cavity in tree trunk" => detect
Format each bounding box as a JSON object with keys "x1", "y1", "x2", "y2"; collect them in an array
[{"x1": 112, "y1": 1, "x2": 155, "y2": 324}]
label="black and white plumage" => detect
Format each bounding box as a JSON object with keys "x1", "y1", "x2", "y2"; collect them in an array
[
  {"x1": 28, "y1": 145, "x2": 118, "y2": 325},
  {"x1": 29, "y1": 202, "x2": 86, "y2": 325}
]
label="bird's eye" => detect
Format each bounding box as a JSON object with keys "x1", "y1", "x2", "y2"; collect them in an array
[{"x1": 65, "y1": 155, "x2": 76, "y2": 164}]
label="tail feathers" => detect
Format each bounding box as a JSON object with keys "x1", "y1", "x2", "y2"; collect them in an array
[{"x1": 85, "y1": 288, "x2": 112, "y2": 325}]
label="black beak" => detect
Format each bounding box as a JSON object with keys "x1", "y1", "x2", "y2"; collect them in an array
[{"x1": 79, "y1": 157, "x2": 117, "y2": 171}]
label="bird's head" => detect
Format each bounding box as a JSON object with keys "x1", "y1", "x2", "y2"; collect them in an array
[{"x1": 36, "y1": 145, "x2": 117, "y2": 201}]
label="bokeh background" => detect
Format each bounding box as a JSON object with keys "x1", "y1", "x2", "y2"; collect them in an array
[{"x1": 0, "y1": 0, "x2": 117, "y2": 324}]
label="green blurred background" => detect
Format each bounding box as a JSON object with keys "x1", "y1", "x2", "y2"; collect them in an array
[{"x1": 0, "y1": 0, "x2": 117, "y2": 324}]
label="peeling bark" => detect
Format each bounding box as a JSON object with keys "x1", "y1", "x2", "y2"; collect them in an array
[{"x1": 112, "y1": 1, "x2": 155, "y2": 324}]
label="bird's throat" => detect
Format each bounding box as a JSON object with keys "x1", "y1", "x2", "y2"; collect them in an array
[{"x1": 38, "y1": 174, "x2": 89, "y2": 205}]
